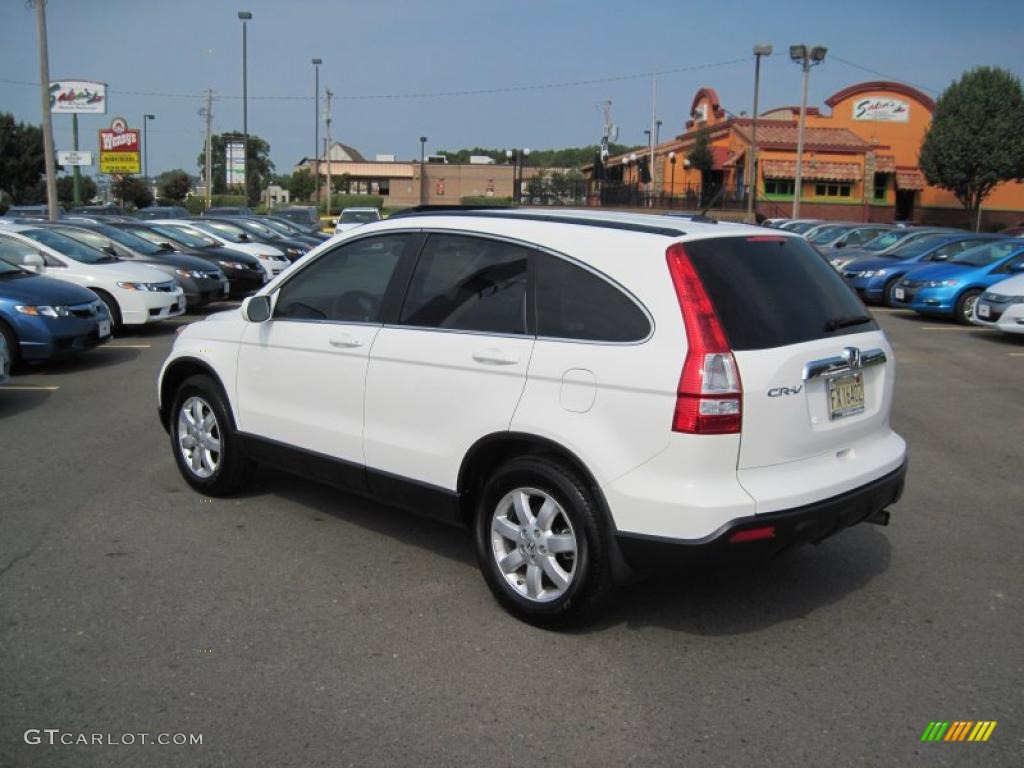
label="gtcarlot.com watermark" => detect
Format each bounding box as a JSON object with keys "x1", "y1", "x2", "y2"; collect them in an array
[{"x1": 24, "y1": 729, "x2": 202, "y2": 746}]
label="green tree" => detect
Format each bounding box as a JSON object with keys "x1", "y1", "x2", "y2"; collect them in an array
[
  {"x1": 687, "y1": 127, "x2": 714, "y2": 206},
  {"x1": 332, "y1": 172, "x2": 352, "y2": 194},
  {"x1": 157, "y1": 169, "x2": 192, "y2": 202},
  {"x1": 526, "y1": 170, "x2": 548, "y2": 203},
  {"x1": 196, "y1": 132, "x2": 275, "y2": 204},
  {"x1": 919, "y1": 67, "x2": 1024, "y2": 229},
  {"x1": 288, "y1": 168, "x2": 316, "y2": 201},
  {"x1": 56, "y1": 175, "x2": 97, "y2": 205},
  {"x1": 436, "y1": 143, "x2": 643, "y2": 169},
  {"x1": 0, "y1": 113, "x2": 46, "y2": 203},
  {"x1": 113, "y1": 176, "x2": 153, "y2": 209}
]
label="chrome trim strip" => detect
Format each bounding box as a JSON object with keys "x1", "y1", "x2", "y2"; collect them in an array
[{"x1": 803, "y1": 347, "x2": 886, "y2": 380}]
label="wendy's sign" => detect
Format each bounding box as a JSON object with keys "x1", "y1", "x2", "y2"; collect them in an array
[{"x1": 853, "y1": 97, "x2": 910, "y2": 122}]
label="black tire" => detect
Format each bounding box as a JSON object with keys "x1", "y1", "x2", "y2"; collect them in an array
[
  {"x1": 954, "y1": 289, "x2": 982, "y2": 326},
  {"x1": 91, "y1": 289, "x2": 122, "y2": 332},
  {"x1": 169, "y1": 374, "x2": 254, "y2": 495},
  {"x1": 0, "y1": 320, "x2": 20, "y2": 370},
  {"x1": 474, "y1": 456, "x2": 613, "y2": 627},
  {"x1": 882, "y1": 276, "x2": 902, "y2": 308}
]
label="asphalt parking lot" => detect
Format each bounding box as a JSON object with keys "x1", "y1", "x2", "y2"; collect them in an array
[{"x1": 1, "y1": 306, "x2": 1021, "y2": 767}]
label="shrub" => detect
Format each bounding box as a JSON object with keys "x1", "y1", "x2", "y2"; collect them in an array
[
  {"x1": 459, "y1": 196, "x2": 513, "y2": 206},
  {"x1": 320, "y1": 195, "x2": 383, "y2": 213}
]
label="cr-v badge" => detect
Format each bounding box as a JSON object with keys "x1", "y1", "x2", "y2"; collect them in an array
[{"x1": 767, "y1": 385, "x2": 803, "y2": 397}]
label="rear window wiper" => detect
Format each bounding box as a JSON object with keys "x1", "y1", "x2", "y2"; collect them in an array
[{"x1": 824, "y1": 314, "x2": 872, "y2": 332}]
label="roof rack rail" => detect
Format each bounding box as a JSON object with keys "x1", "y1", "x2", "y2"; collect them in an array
[{"x1": 388, "y1": 206, "x2": 687, "y2": 237}]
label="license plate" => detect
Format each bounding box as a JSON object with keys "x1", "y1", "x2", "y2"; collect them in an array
[
  {"x1": 893, "y1": 287, "x2": 905, "y2": 301},
  {"x1": 98, "y1": 318, "x2": 111, "y2": 338},
  {"x1": 976, "y1": 302, "x2": 991, "y2": 318},
  {"x1": 828, "y1": 372, "x2": 865, "y2": 420}
]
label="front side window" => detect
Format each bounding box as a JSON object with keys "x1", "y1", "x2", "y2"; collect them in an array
[
  {"x1": 535, "y1": 254, "x2": 650, "y2": 342},
  {"x1": 274, "y1": 234, "x2": 409, "y2": 323},
  {"x1": 400, "y1": 234, "x2": 528, "y2": 334}
]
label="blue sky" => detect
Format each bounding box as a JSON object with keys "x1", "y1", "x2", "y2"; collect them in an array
[{"x1": 1, "y1": 0, "x2": 1022, "y2": 178}]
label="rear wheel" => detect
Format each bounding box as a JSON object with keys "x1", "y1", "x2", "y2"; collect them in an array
[
  {"x1": 954, "y1": 289, "x2": 982, "y2": 325},
  {"x1": 474, "y1": 456, "x2": 613, "y2": 627},
  {"x1": 170, "y1": 374, "x2": 254, "y2": 495}
]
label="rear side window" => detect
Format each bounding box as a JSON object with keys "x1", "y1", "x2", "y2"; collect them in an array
[
  {"x1": 535, "y1": 253, "x2": 650, "y2": 342},
  {"x1": 684, "y1": 235, "x2": 877, "y2": 350},
  {"x1": 400, "y1": 234, "x2": 528, "y2": 334}
]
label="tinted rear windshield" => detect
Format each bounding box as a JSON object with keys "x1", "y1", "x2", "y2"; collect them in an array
[{"x1": 685, "y1": 235, "x2": 877, "y2": 351}]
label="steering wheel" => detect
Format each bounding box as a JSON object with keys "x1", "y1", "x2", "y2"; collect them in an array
[{"x1": 330, "y1": 290, "x2": 379, "y2": 322}]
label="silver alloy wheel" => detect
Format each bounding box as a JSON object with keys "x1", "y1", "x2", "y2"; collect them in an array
[
  {"x1": 962, "y1": 293, "x2": 978, "y2": 321},
  {"x1": 490, "y1": 487, "x2": 578, "y2": 603},
  {"x1": 177, "y1": 396, "x2": 221, "y2": 479}
]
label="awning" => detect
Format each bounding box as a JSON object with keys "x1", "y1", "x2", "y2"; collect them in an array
[
  {"x1": 873, "y1": 155, "x2": 896, "y2": 173},
  {"x1": 896, "y1": 168, "x2": 926, "y2": 190},
  {"x1": 761, "y1": 159, "x2": 861, "y2": 182}
]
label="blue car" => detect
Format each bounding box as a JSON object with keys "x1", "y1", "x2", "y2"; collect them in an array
[
  {"x1": 0, "y1": 249, "x2": 111, "y2": 367},
  {"x1": 891, "y1": 240, "x2": 1024, "y2": 323},
  {"x1": 840, "y1": 233, "x2": 1006, "y2": 306}
]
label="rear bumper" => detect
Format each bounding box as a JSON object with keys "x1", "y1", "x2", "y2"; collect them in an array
[{"x1": 615, "y1": 460, "x2": 907, "y2": 572}]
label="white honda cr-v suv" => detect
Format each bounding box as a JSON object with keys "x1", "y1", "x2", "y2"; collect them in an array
[{"x1": 158, "y1": 209, "x2": 907, "y2": 625}]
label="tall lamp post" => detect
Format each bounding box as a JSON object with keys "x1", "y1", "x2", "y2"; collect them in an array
[
  {"x1": 143, "y1": 113, "x2": 155, "y2": 185},
  {"x1": 312, "y1": 58, "x2": 321, "y2": 207},
  {"x1": 668, "y1": 151, "x2": 677, "y2": 209},
  {"x1": 789, "y1": 44, "x2": 827, "y2": 218},
  {"x1": 238, "y1": 11, "x2": 252, "y2": 194},
  {"x1": 419, "y1": 136, "x2": 427, "y2": 204},
  {"x1": 746, "y1": 44, "x2": 772, "y2": 224}
]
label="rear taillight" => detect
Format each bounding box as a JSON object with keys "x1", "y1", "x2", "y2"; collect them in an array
[{"x1": 666, "y1": 243, "x2": 742, "y2": 434}]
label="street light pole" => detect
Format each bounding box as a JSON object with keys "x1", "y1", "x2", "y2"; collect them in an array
[
  {"x1": 789, "y1": 44, "x2": 827, "y2": 219},
  {"x1": 312, "y1": 58, "x2": 321, "y2": 207},
  {"x1": 419, "y1": 136, "x2": 427, "y2": 204},
  {"x1": 238, "y1": 11, "x2": 252, "y2": 194},
  {"x1": 143, "y1": 113, "x2": 155, "y2": 185},
  {"x1": 668, "y1": 151, "x2": 677, "y2": 208},
  {"x1": 745, "y1": 45, "x2": 772, "y2": 223},
  {"x1": 32, "y1": 0, "x2": 58, "y2": 221}
]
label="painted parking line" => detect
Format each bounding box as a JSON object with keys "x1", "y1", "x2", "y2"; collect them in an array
[
  {"x1": 1009, "y1": 352, "x2": 1024, "y2": 357},
  {"x1": 920, "y1": 326, "x2": 994, "y2": 331},
  {"x1": 102, "y1": 343, "x2": 152, "y2": 349},
  {"x1": 0, "y1": 384, "x2": 60, "y2": 391},
  {"x1": 871, "y1": 308, "x2": 904, "y2": 313}
]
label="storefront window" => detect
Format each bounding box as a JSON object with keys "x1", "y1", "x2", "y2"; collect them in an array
[
  {"x1": 765, "y1": 179, "x2": 795, "y2": 196},
  {"x1": 873, "y1": 173, "x2": 888, "y2": 201},
  {"x1": 814, "y1": 183, "x2": 851, "y2": 197}
]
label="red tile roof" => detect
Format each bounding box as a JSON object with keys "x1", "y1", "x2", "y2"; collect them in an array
[
  {"x1": 761, "y1": 159, "x2": 862, "y2": 182},
  {"x1": 896, "y1": 168, "x2": 926, "y2": 190},
  {"x1": 735, "y1": 120, "x2": 871, "y2": 152},
  {"x1": 873, "y1": 155, "x2": 896, "y2": 173}
]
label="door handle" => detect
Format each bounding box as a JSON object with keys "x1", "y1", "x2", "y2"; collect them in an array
[
  {"x1": 329, "y1": 334, "x2": 362, "y2": 349},
  {"x1": 472, "y1": 348, "x2": 518, "y2": 366}
]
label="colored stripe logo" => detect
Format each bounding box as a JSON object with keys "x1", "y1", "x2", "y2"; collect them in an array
[{"x1": 921, "y1": 721, "x2": 997, "y2": 742}]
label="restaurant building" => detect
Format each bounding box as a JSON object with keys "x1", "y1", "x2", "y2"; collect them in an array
[{"x1": 600, "y1": 81, "x2": 1024, "y2": 228}]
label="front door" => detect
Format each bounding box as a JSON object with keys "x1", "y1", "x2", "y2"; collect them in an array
[
  {"x1": 235, "y1": 233, "x2": 413, "y2": 478},
  {"x1": 896, "y1": 189, "x2": 916, "y2": 221}
]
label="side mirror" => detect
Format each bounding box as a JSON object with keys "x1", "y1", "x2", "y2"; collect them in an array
[
  {"x1": 242, "y1": 294, "x2": 272, "y2": 323},
  {"x1": 834, "y1": 240, "x2": 846, "y2": 249},
  {"x1": 1009, "y1": 262, "x2": 1024, "y2": 273},
  {"x1": 160, "y1": 242, "x2": 176, "y2": 250},
  {"x1": 934, "y1": 254, "x2": 948, "y2": 261},
  {"x1": 23, "y1": 253, "x2": 45, "y2": 272}
]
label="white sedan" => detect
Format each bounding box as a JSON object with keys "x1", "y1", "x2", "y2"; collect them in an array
[
  {"x1": 0, "y1": 223, "x2": 184, "y2": 329},
  {"x1": 971, "y1": 273, "x2": 1024, "y2": 335},
  {"x1": 150, "y1": 219, "x2": 290, "y2": 279}
]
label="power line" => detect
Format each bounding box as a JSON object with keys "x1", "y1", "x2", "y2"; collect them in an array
[
  {"x1": 829, "y1": 55, "x2": 939, "y2": 94},
  {"x1": 0, "y1": 57, "x2": 749, "y2": 103}
]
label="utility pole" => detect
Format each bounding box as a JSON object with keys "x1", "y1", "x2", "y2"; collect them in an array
[
  {"x1": 312, "y1": 58, "x2": 321, "y2": 207},
  {"x1": 649, "y1": 75, "x2": 657, "y2": 205},
  {"x1": 746, "y1": 45, "x2": 773, "y2": 224},
  {"x1": 72, "y1": 113, "x2": 81, "y2": 205},
  {"x1": 33, "y1": 0, "x2": 59, "y2": 221},
  {"x1": 203, "y1": 89, "x2": 213, "y2": 210},
  {"x1": 324, "y1": 88, "x2": 333, "y2": 219}
]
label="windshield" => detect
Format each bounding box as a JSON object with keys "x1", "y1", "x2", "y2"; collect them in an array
[
  {"x1": 863, "y1": 231, "x2": 912, "y2": 251},
  {"x1": 53, "y1": 226, "x2": 122, "y2": 254},
  {"x1": 950, "y1": 242, "x2": 1021, "y2": 266},
  {"x1": 340, "y1": 210, "x2": 380, "y2": 224},
  {"x1": 22, "y1": 228, "x2": 116, "y2": 264},
  {"x1": 232, "y1": 219, "x2": 279, "y2": 238},
  {"x1": 808, "y1": 226, "x2": 848, "y2": 244},
  {"x1": 0, "y1": 257, "x2": 24, "y2": 275},
  {"x1": 155, "y1": 224, "x2": 218, "y2": 248},
  {"x1": 91, "y1": 225, "x2": 167, "y2": 255},
  {"x1": 194, "y1": 220, "x2": 247, "y2": 242},
  {"x1": 122, "y1": 226, "x2": 178, "y2": 248},
  {"x1": 261, "y1": 218, "x2": 301, "y2": 235}
]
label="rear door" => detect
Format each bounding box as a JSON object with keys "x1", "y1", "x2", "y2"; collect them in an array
[{"x1": 684, "y1": 235, "x2": 894, "y2": 474}]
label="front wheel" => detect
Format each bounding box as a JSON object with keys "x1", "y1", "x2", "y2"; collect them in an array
[
  {"x1": 882, "y1": 276, "x2": 902, "y2": 308},
  {"x1": 91, "y1": 289, "x2": 122, "y2": 333},
  {"x1": 474, "y1": 456, "x2": 613, "y2": 627},
  {"x1": 954, "y1": 289, "x2": 982, "y2": 325},
  {"x1": 170, "y1": 374, "x2": 254, "y2": 495}
]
